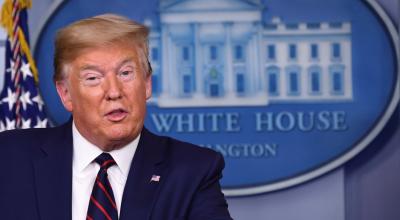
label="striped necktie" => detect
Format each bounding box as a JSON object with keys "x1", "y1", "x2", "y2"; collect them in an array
[{"x1": 87, "y1": 153, "x2": 118, "y2": 220}]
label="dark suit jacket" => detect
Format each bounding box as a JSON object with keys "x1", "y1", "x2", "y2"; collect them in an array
[{"x1": 0, "y1": 120, "x2": 232, "y2": 220}]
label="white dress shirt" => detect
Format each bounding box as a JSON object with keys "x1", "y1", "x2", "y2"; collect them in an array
[{"x1": 72, "y1": 122, "x2": 139, "y2": 220}]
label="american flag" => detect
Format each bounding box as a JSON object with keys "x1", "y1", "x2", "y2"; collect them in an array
[
  {"x1": 150, "y1": 175, "x2": 161, "y2": 182},
  {"x1": 0, "y1": 0, "x2": 49, "y2": 132}
]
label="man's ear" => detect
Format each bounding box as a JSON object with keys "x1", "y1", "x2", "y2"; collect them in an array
[
  {"x1": 55, "y1": 80, "x2": 73, "y2": 112},
  {"x1": 145, "y1": 74, "x2": 152, "y2": 100}
]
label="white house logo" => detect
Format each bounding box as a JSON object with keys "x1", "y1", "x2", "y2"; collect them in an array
[
  {"x1": 34, "y1": 0, "x2": 399, "y2": 196},
  {"x1": 147, "y1": 2, "x2": 353, "y2": 107}
]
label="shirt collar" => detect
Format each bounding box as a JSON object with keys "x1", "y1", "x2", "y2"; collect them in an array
[{"x1": 72, "y1": 121, "x2": 139, "y2": 177}]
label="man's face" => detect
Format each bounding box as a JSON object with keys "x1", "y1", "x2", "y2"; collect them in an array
[{"x1": 56, "y1": 44, "x2": 151, "y2": 151}]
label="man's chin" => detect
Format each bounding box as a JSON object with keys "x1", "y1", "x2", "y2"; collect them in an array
[{"x1": 103, "y1": 131, "x2": 137, "y2": 147}]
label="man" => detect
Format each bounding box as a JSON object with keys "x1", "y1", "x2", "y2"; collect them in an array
[{"x1": 0, "y1": 14, "x2": 232, "y2": 220}]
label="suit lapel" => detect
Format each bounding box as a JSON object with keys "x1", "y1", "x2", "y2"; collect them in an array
[
  {"x1": 33, "y1": 121, "x2": 73, "y2": 220},
  {"x1": 119, "y1": 128, "x2": 169, "y2": 220}
]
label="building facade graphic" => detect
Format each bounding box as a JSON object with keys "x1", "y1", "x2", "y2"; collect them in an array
[
  {"x1": 147, "y1": 0, "x2": 352, "y2": 107},
  {"x1": 147, "y1": 0, "x2": 353, "y2": 107}
]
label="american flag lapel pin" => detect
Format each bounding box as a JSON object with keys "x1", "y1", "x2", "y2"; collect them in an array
[{"x1": 150, "y1": 174, "x2": 161, "y2": 183}]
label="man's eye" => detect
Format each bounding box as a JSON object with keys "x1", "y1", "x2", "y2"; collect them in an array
[
  {"x1": 86, "y1": 76, "x2": 98, "y2": 81},
  {"x1": 119, "y1": 71, "x2": 134, "y2": 80},
  {"x1": 121, "y1": 71, "x2": 131, "y2": 76},
  {"x1": 82, "y1": 75, "x2": 101, "y2": 86}
]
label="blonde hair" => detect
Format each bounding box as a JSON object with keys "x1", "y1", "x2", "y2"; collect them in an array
[{"x1": 53, "y1": 14, "x2": 151, "y2": 82}]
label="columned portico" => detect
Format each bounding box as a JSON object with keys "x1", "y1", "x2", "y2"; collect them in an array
[
  {"x1": 224, "y1": 22, "x2": 234, "y2": 98},
  {"x1": 193, "y1": 23, "x2": 203, "y2": 98},
  {"x1": 151, "y1": 0, "x2": 352, "y2": 108}
]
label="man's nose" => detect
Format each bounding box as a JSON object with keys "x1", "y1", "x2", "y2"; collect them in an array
[{"x1": 105, "y1": 74, "x2": 122, "y2": 100}]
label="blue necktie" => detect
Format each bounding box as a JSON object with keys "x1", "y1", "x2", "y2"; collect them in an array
[{"x1": 86, "y1": 153, "x2": 118, "y2": 220}]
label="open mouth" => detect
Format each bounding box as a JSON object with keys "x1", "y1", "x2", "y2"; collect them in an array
[{"x1": 105, "y1": 109, "x2": 128, "y2": 122}]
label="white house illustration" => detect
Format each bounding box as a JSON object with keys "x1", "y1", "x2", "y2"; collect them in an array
[{"x1": 146, "y1": 0, "x2": 352, "y2": 107}]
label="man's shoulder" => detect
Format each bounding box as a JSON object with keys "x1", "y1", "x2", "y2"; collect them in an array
[
  {"x1": 168, "y1": 137, "x2": 220, "y2": 161},
  {"x1": 0, "y1": 126, "x2": 49, "y2": 138},
  {"x1": 0, "y1": 126, "x2": 57, "y2": 139},
  {"x1": 0, "y1": 123, "x2": 68, "y2": 152},
  {"x1": 143, "y1": 128, "x2": 224, "y2": 169},
  {"x1": 145, "y1": 128, "x2": 220, "y2": 158}
]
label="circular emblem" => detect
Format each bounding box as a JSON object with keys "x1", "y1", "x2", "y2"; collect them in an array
[{"x1": 34, "y1": 0, "x2": 399, "y2": 196}]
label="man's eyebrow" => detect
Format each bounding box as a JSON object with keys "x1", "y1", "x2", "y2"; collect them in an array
[
  {"x1": 116, "y1": 57, "x2": 137, "y2": 69},
  {"x1": 79, "y1": 64, "x2": 103, "y2": 72},
  {"x1": 78, "y1": 57, "x2": 137, "y2": 73}
]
